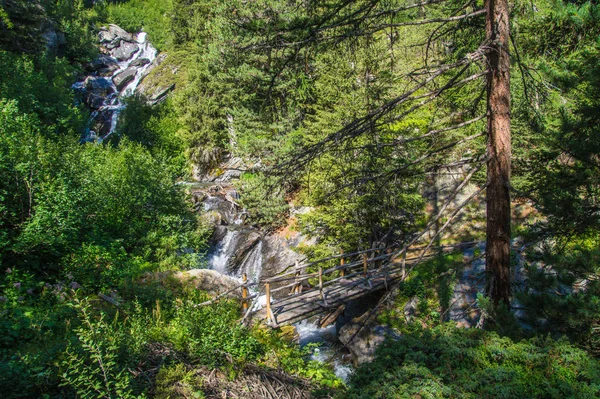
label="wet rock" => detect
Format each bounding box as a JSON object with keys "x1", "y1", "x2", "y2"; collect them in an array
[
  {"x1": 338, "y1": 312, "x2": 400, "y2": 365},
  {"x1": 91, "y1": 110, "x2": 115, "y2": 138},
  {"x1": 113, "y1": 67, "x2": 137, "y2": 92},
  {"x1": 112, "y1": 41, "x2": 138, "y2": 62},
  {"x1": 84, "y1": 76, "x2": 115, "y2": 96},
  {"x1": 403, "y1": 296, "x2": 420, "y2": 322},
  {"x1": 89, "y1": 55, "x2": 119, "y2": 73},
  {"x1": 231, "y1": 232, "x2": 261, "y2": 270},
  {"x1": 85, "y1": 92, "x2": 105, "y2": 109},
  {"x1": 202, "y1": 195, "x2": 239, "y2": 225},
  {"x1": 211, "y1": 225, "x2": 229, "y2": 244},
  {"x1": 130, "y1": 58, "x2": 151, "y2": 67},
  {"x1": 175, "y1": 269, "x2": 241, "y2": 298}
]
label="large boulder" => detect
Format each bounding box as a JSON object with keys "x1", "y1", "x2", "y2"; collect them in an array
[
  {"x1": 85, "y1": 92, "x2": 105, "y2": 109},
  {"x1": 84, "y1": 76, "x2": 115, "y2": 96},
  {"x1": 130, "y1": 58, "x2": 151, "y2": 67},
  {"x1": 98, "y1": 24, "x2": 133, "y2": 44},
  {"x1": 202, "y1": 195, "x2": 240, "y2": 226},
  {"x1": 112, "y1": 41, "x2": 138, "y2": 62},
  {"x1": 338, "y1": 312, "x2": 400, "y2": 365},
  {"x1": 90, "y1": 110, "x2": 115, "y2": 138},
  {"x1": 135, "y1": 53, "x2": 177, "y2": 105},
  {"x1": 113, "y1": 67, "x2": 137, "y2": 92},
  {"x1": 89, "y1": 55, "x2": 120, "y2": 74},
  {"x1": 175, "y1": 269, "x2": 242, "y2": 298}
]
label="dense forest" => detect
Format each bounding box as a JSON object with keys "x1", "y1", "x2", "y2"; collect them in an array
[{"x1": 1, "y1": 0, "x2": 599, "y2": 398}]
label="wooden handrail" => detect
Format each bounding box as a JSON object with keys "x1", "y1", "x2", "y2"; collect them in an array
[{"x1": 186, "y1": 240, "x2": 485, "y2": 322}]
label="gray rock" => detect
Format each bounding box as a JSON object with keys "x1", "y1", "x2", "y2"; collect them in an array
[
  {"x1": 91, "y1": 110, "x2": 115, "y2": 137},
  {"x1": 98, "y1": 24, "x2": 133, "y2": 44},
  {"x1": 231, "y1": 232, "x2": 261, "y2": 271},
  {"x1": 85, "y1": 92, "x2": 105, "y2": 109},
  {"x1": 113, "y1": 67, "x2": 137, "y2": 92},
  {"x1": 90, "y1": 55, "x2": 119, "y2": 73},
  {"x1": 175, "y1": 269, "x2": 242, "y2": 298},
  {"x1": 109, "y1": 24, "x2": 133, "y2": 41},
  {"x1": 112, "y1": 41, "x2": 138, "y2": 62},
  {"x1": 84, "y1": 77, "x2": 115, "y2": 96},
  {"x1": 104, "y1": 39, "x2": 122, "y2": 50},
  {"x1": 146, "y1": 84, "x2": 175, "y2": 105},
  {"x1": 447, "y1": 245, "x2": 486, "y2": 328},
  {"x1": 130, "y1": 58, "x2": 151, "y2": 67},
  {"x1": 135, "y1": 53, "x2": 176, "y2": 105},
  {"x1": 338, "y1": 312, "x2": 400, "y2": 365},
  {"x1": 42, "y1": 29, "x2": 59, "y2": 52},
  {"x1": 202, "y1": 195, "x2": 239, "y2": 225},
  {"x1": 404, "y1": 296, "x2": 420, "y2": 322}
]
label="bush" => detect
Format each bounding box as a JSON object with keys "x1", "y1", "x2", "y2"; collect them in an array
[{"x1": 341, "y1": 324, "x2": 600, "y2": 399}]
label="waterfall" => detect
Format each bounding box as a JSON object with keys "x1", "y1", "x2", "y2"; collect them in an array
[
  {"x1": 208, "y1": 230, "x2": 239, "y2": 274},
  {"x1": 73, "y1": 27, "x2": 158, "y2": 143},
  {"x1": 238, "y1": 240, "x2": 263, "y2": 282},
  {"x1": 121, "y1": 32, "x2": 158, "y2": 96}
]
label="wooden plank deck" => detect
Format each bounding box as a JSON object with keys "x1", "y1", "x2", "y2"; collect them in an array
[{"x1": 253, "y1": 271, "x2": 401, "y2": 326}]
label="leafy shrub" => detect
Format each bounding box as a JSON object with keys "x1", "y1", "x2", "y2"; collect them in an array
[
  {"x1": 62, "y1": 243, "x2": 145, "y2": 292},
  {"x1": 105, "y1": 0, "x2": 172, "y2": 50},
  {"x1": 157, "y1": 290, "x2": 263, "y2": 367},
  {"x1": 59, "y1": 296, "x2": 143, "y2": 399},
  {"x1": 341, "y1": 324, "x2": 600, "y2": 399},
  {"x1": 239, "y1": 173, "x2": 290, "y2": 229},
  {"x1": 154, "y1": 363, "x2": 205, "y2": 399}
]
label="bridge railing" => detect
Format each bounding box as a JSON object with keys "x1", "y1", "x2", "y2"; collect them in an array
[{"x1": 198, "y1": 241, "x2": 480, "y2": 326}]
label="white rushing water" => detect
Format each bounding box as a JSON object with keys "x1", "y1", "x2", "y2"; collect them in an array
[
  {"x1": 238, "y1": 241, "x2": 263, "y2": 282},
  {"x1": 207, "y1": 230, "x2": 239, "y2": 274},
  {"x1": 75, "y1": 30, "x2": 157, "y2": 143},
  {"x1": 295, "y1": 320, "x2": 354, "y2": 382},
  {"x1": 122, "y1": 32, "x2": 158, "y2": 96}
]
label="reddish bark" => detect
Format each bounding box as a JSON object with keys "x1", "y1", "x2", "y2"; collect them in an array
[{"x1": 485, "y1": 0, "x2": 512, "y2": 306}]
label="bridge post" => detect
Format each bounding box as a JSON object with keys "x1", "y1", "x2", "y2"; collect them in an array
[
  {"x1": 266, "y1": 282, "x2": 272, "y2": 324},
  {"x1": 242, "y1": 273, "x2": 248, "y2": 311},
  {"x1": 363, "y1": 253, "x2": 372, "y2": 289},
  {"x1": 402, "y1": 250, "x2": 407, "y2": 280},
  {"x1": 319, "y1": 266, "x2": 326, "y2": 305},
  {"x1": 291, "y1": 260, "x2": 301, "y2": 295}
]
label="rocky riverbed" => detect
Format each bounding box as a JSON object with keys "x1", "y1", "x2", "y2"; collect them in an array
[{"x1": 73, "y1": 24, "x2": 164, "y2": 142}]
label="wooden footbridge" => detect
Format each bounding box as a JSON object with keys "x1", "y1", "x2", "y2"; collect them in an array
[{"x1": 199, "y1": 242, "x2": 478, "y2": 328}]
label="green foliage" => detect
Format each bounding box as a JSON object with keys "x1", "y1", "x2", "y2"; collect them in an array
[
  {"x1": 154, "y1": 363, "x2": 205, "y2": 399},
  {"x1": 0, "y1": 51, "x2": 84, "y2": 128},
  {"x1": 239, "y1": 173, "x2": 290, "y2": 229},
  {"x1": 517, "y1": 238, "x2": 600, "y2": 356},
  {"x1": 115, "y1": 96, "x2": 188, "y2": 177},
  {"x1": 105, "y1": 0, "x2": 172, "y2": 50},
  {"x1": 156, "y1": 291, "x2": 263, "y2": 367},
  {"x1": 378, "y1": 253, "x2": 464, "y2": 330},
  {"x1": 62, "y1": 243, "x2": 146, "y2": 292},
  {"x1": 60, "y1": 296, "x2": 143, "y2": 399},
  {"x1": 341, "y1": 324, "x2": 600, "y2": 399}
]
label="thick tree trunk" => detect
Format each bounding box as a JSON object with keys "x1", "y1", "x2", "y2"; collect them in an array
[{"x1": 485, "y1": 0, "x2": 511, "y2": 306}]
